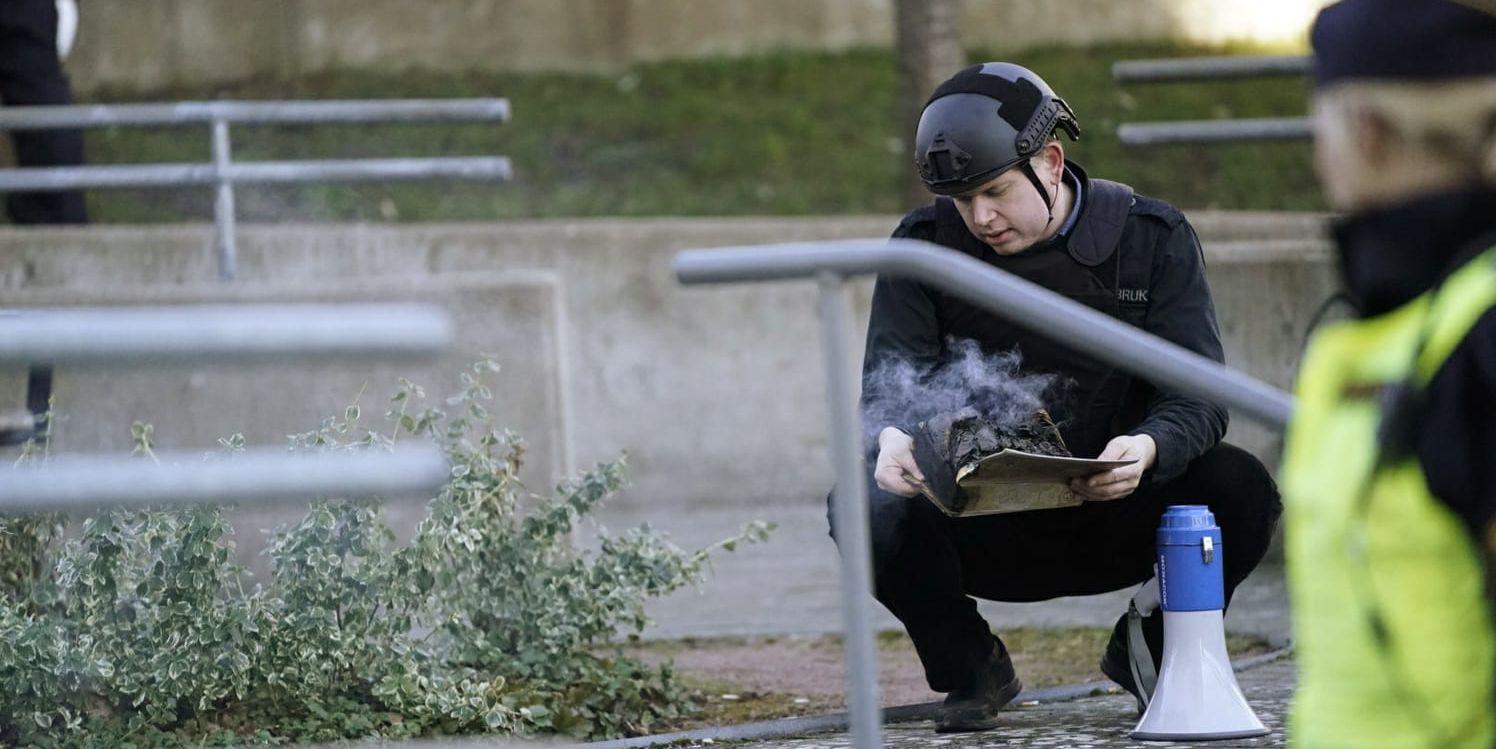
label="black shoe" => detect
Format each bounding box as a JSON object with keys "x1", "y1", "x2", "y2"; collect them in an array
[
  {"x1": 935, "y1": 642, "x2": 1023, "y2": 733},
  {"x1": 1100, "y1": 605, "x2": 1163, "y2": 715}
]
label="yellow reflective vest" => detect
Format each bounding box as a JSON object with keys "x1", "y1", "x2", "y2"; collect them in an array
[{"x1": 1282, "y1": 245, "x2": 1496, "y2": 748}]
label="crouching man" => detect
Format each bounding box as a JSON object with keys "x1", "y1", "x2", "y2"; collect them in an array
[{"x1": 827, "y1": 62, "x2": 1281, "y2": 733}]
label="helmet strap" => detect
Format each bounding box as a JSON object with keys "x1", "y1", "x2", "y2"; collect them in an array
[{"x1": 1021, "y1": 161, "x2": 1056, "y2": 226}]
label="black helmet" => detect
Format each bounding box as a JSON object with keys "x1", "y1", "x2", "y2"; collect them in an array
[{"x1": 914, "y1": 62, "x2": 1081, "y2": 204}]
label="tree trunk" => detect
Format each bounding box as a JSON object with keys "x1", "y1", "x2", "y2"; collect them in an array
[{"x1": 895, "y1": 0, "x2": 966, "y2": 210}]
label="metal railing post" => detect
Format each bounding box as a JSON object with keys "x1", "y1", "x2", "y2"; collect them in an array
[
  {"x1": 211, "y1": 118, "x2": 238, "y2": 281},
  {"x1": 815, "y1": 271, "x2": 883, "y2": 749}
]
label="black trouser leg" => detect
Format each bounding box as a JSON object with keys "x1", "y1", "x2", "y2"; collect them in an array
[
  {"x1": 1145, "y1": 442, "x2": 1282, "y2": 602},
  {"x1": 1098, "y1": 442, "x2": 1283, "y2": 664},
  {"x1": 0, "y1": 0, "x2": 87, "y2": 225},
  {"x1": 828, "y1": 475, "x2": 998, "y2": 692},
  {"x1": 827, "y1": 443, "x2": 1281, "y2": 692}
]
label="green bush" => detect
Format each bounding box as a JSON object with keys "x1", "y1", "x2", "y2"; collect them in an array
[{"x1": 0, "y1": 361, "x2": 771, "y2": 746}]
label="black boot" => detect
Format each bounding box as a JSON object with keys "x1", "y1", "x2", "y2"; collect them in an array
[
  {"x1": 1099, "y1": 605, "x2": 1163, "y2": 715},
  {"x1": 935, "y1": 640, "x2": 1023, "y2": 733}
]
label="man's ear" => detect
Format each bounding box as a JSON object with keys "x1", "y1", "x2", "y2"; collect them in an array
[{"x1": 1037, "y1": 141, "x2": 1065, "y2": 184}]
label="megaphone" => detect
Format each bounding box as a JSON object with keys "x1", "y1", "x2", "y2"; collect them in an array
[{"x1": 1130, "y1": 505, "x2": 1268, "y2": 742}]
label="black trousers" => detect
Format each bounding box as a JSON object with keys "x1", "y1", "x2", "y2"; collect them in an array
[
  {"x1": 0, "y1": 0, "x2": 87, "y2": 224},
  {"x1": 828, "y1": 442, "x2": 1281, "y2": 692}
]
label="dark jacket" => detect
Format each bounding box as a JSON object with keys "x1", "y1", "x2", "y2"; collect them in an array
[
  {"x1": 861, "y1": 162, "x2": 1227, "y2": 484},
  {"x1": 1335, "y1": 186, "x2": 1496, "y2": 543}
]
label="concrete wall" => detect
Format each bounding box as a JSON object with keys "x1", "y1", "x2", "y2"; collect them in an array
[
  {"x1": 0, "y1": 215, "x2": 1333, "y2": 577},
  {"x1": 62, "y1": 0, "x2": 1329, "y2": 95},
  {"x1": 0, "y1": 213, "x2": 1333, "y2": 515}
]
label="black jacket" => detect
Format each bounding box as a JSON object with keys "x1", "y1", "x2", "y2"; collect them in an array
[
  {"x1": 1335, "y1": 186, "x2": 1496, "y2": 544},
  {"x1": 861, "y1": 163, "x2": 1227, "y2": 484}
]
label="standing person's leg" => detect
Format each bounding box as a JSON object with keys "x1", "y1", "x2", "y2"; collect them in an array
[{"x1": 0, "y1": 0, "x2": 87, "y2": 225}]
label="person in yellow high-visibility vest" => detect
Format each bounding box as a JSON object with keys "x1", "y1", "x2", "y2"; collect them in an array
[{"x1": 1282, "y1": 1, "x2": 1496, "y2": 747}]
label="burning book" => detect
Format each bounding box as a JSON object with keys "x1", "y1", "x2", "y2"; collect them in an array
[{"x1": 905, "y1": 407, "x2": 1135, "y2": 517}]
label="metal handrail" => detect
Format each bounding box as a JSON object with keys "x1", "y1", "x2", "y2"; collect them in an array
[
  {"x1": 0, "y1": 102, "x2": 481, "y2": 502},
  {"x1": 1118, "y1": 117, "x2": 1313, "y2": 146},
  {"x1": 1114, "y1": 55, "x2": 1314, "y2": 146},
  {"x1": 1113, "y1": 55, "x2": 1311, "y2": 84},
  {"x1": 676, "y1": 239, "x2": 1294, "y2": 427},
  {"x1": 0, "y1": 98, "x2": 514, "y2": 281},
  {"x1": 0, "y1": 99, "x2": 510, "y2": 129},
  {"x1": 673, "y1": 238, "x2": 1296, "y2": 749},
  {"x1": 0, "y1": 302, "x2": 453, "y2": 504},
  {"x1": 0, "y1": 304, "x2": 451, "y2": 366},
  {"x1": 0, "y1": 157, "x2": 512, "y2": 191},
  {"x1": 0, "y1": 444, "x2": 449, "y2": 514}
]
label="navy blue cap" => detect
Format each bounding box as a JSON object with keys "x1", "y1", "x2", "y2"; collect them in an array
[{"x1": 1310, "y1": 0, "x2": 1496, "y2": 86}]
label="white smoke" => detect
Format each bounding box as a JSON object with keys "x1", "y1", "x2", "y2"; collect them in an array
[{"x1": 859, "y1": 338, "x2": 1067, "y2": 446}]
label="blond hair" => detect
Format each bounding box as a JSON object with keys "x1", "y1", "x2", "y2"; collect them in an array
[{"x1": 1315, "y1": 77, "x2": 1496, "y2": 184}]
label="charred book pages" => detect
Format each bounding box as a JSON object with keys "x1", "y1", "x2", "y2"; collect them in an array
[
  {"x1": 924, "y1": 406, "x2": 1070, "y2": 468},
  {"x1": 908, "y1": 407, "x2": 1071, "y2": 513}
]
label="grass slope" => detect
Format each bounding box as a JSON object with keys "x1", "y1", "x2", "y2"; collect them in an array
[{"x1": 51, "y1": 42, "x2": 1320, "y2": 224}]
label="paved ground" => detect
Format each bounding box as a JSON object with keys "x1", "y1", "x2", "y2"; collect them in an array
[
  {"x1": 597, "y1": 500, "x2": 1289, "y2": 643},
  {"x1": 592, "y1": 500, "x2": 1295, "y2": 749},
  {"x1": 713, "y1": 657, "x2": 1294, "y2": 749}
]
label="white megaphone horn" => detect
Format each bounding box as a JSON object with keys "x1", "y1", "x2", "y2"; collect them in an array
[{"x1": 1130, "y1": 505, "x2": 1267, "y2": 742}]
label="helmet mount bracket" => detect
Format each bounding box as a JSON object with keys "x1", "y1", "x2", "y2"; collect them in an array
[{"x1": 918, "y1": 132, "x2": 974, "y2": 184}]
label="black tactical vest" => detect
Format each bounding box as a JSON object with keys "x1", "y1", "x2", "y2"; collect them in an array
[{"x1": 927, "y1": 176, "x2": 1153, "y2": 458}]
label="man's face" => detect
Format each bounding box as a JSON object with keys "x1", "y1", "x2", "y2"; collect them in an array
[{"x1": 949, "y1": 147, "x2": 1062, "y2": 255}]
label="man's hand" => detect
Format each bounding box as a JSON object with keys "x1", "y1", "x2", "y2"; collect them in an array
[
  {"x1": 874, "y1": 426, "x2": 924, "y2": 497},
  {"x1": 1069, "y1": 434, "x2": 1157, "y2": 502}
]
